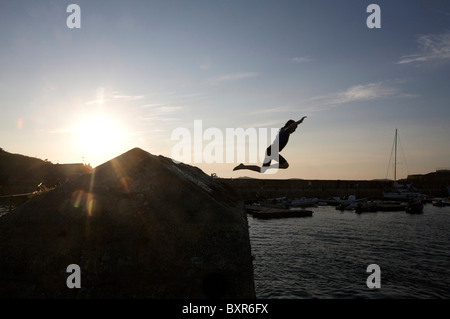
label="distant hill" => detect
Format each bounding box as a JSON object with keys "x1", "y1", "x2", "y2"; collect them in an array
[{"x1": 0, "y1": 148, "x2": 92, "y2": 194}]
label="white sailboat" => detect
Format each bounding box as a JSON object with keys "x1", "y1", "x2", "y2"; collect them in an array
[{"x1": 383, "y1": 129, "x2": 426, "y2": 201}]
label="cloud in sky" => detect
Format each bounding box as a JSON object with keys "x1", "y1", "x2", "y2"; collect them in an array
[
  {"x1": 86, "y1": 88, "x2": 144, "y2": 105},
  {"x1": 111, "y1": 94, "x2": 144, "y2": 101},
  {"x1": 136, "y1": 105, "x2": 184, "y2": 124},
  {"x1": 305, "y1": 81, "x2": 417, "y2": 112},
  {"x1": 397, "y1": 31, "x2": 450, "y2": 64},
  {"x1": 336, "y1": 83, "x2": 399, "y2": 103},
  {"x1": 147, "y1": 105, "x2": 183, "y2": 114},
  {"x1": 200, "y1": 57, "x2": 211, "y2": 70},
  {"x1": 208, "y1": 72, "x2": 261, "y2": 85},
  {"x1": 245, "y1": 81, "x2": 413, "y2": 121},
  {"x1": 141, "y1": 103, "x2": 164, "y2": 108},
  {"x1": 248, "y1": 105, "x2": 295, "y2": 116},
  {"x1": 245, "y1": 120, "x2": 284, "y2": 129},
  {"x1": 291, "y1": 56, "x2": 314, "y2": 63}
]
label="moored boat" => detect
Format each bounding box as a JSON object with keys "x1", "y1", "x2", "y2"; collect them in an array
[
  {"x1": 383, "y1": 186, "x2": 427, "y2": 201},
  {"x1": 354, "y1": 201, "x2": 378, "y2": 214},
  {"x1": 375, "y1": 201, "x2": 407, "y2": 212},
  {"x1": 405, "y1": 201, "x2": 424, "y2": 214},
  {"x1": 383, "y1": 129, "x2": 427, "y2": 201},
  {"x1": 250, "y1": 208, "x2": 313, "y2": 219},
  {"x1": 289, "y1": 197, "x2": 318, "y2": 208},
  {"x1": 432, "y1": 199, "x2": 450, "y2": 207}
]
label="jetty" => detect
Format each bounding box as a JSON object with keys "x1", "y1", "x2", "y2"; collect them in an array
[
  {"x1": 0, "y1": 148, "x2": 255, "y2": 298},
  {"x1": 0, "y1": 192, "x2": 34, "y2": 213},
  {"x1": 223, "y1": 169, "x2": 450, "y2": 200},
  {"x1": 245, "y1": 205, "x2": 313, "y2": 219}
]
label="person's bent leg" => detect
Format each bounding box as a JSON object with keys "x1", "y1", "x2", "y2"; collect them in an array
[
  {"x1": 278, "y1": 155, "x2": 289, "y2": 169},
  {"x1": 234, "y1": 164, "x2": 262, "y2": 173},
  {"x1": 262, "y1": 146, "x2": 273, "y2": 167}
]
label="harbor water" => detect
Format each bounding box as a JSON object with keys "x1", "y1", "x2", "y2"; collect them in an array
[{"x1": 248, "y1": 204, "x2": 450, "y2": 299}]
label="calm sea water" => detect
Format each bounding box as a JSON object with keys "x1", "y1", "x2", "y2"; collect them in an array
[{"x1": 248, "y1": 204, "x2": 450, "y2": 299}]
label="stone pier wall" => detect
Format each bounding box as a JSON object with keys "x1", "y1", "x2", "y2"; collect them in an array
[{"x1": 224, "y1": 173, "x2": 450, "y2": 200}]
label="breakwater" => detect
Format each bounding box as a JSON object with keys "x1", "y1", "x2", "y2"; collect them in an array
[
  {"x1": 225, "y1": 178, "x2": 386, "y2": 199},
  {"x1": 224, "y1": 170, "x2": 450, "y2": 200},
  {"x1": 0, "y1": 148, "x2": 255, "y2": 298}
]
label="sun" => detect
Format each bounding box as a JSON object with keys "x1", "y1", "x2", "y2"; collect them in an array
[{"x1": 75, "y1": 113, "x2": 127, "y2": 166}]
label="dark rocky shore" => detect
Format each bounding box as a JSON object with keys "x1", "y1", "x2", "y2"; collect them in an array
[{"x1": 0, "y1": 148, "x2": 255, "y2": 298}]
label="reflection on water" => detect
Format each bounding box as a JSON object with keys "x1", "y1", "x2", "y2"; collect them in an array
[
  {"x1": 248, "y1": 205, "x2": 450, "y2": 298},
  {"x1": 0, "y1": 205, "x2": 10, "y2": 218}
]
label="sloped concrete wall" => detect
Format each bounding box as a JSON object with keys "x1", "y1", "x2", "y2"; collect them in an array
[{"x1": 0, "y1": 148, "x2": 255, "y2": 298}]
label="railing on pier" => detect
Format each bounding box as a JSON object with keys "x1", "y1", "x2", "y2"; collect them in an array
[{"x1": 0, "y1": 192, "x2": 34, "y2": 213}]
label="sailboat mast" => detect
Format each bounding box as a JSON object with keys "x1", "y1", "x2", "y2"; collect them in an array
[{"x1": 394, "y1": 128, "x2": 397, "y2": 184}]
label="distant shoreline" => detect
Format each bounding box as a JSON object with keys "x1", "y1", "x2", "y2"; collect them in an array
[{"x1": 223, "y1": 170, "x2": 450, "y2": 199}]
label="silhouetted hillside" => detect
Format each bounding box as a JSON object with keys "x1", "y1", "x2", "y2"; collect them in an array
[{"x1": 0, "y1": 148, "x2": 92, "y2": 194}]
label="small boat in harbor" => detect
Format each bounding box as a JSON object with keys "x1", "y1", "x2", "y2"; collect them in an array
[
  {"x1": 383, "y1": 186, "x2": 426, "y2": 201},
  {"x1": 432, "y1": 199, "x2": 450, "y2": 207},
  {"x1": 335, "y1": 195, "x2": 367, "y2": 211},
  {"x1": 245, "y1": 204, "x2": 313, "y2": 219},
  {"x1": 375, "y1": 201, "x2": 407, "y2": 212},
  {"x1": 405, "y1": 201, "x2": 424, "y2": 214},
  {"x1": 250, "y1": 208, "x2": 313, "y2": 219},
  {"x1": 354, "y1": 201, "x2": 378, "y2": 214},
  {"x1": 289, "y1": 197, "x2": 319, "y2": 208},
  {"x1": 383, "y1": 129, "x2": 427, "y2": 201},
  {"x1": 259, "y1": 197, "x2": 290, "y2": 209}
]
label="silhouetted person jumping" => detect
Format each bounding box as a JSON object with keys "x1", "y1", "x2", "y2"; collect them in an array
[{"x1": 233, "y1": 116, "x2": 307, "y2": 173}]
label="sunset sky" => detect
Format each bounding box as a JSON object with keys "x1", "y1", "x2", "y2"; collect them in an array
[{"x1": 1, "y1": 0, "x2": 449, "y2": 180}]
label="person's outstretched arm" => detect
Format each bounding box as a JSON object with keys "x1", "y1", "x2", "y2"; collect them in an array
[
  {"x1": 296, "y1": 116, "x2": 307, "y2": 125},
  {"x1": 285, "y1": 116, "x2": 307, "y2": 132}
]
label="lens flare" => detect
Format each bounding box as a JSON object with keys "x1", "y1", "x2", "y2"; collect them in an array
[{"x1": 75, "y1": 113, "x2": 127, "y2": 166}]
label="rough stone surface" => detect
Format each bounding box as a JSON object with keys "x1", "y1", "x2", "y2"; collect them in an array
[{"x1": 0, "y1": 148, "x2": 255, "y2": 298}]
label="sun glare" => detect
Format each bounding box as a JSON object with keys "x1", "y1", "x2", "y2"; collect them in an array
[{"x1": 75, "y1": 114, "x2": 126, "y2": 166}]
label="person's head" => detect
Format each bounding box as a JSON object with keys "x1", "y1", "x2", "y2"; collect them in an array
[{"x1": 283, "y1": 119, "x2": 297, "y2": 133}]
